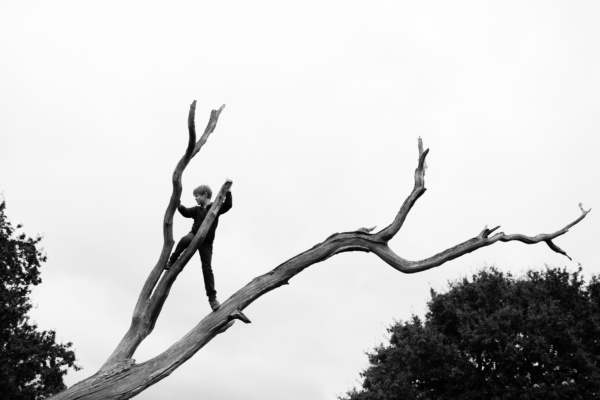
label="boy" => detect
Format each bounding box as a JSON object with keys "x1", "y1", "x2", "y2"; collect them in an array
[{"x1": 166, "y1": 182, "x2": 233, "y2": 311}]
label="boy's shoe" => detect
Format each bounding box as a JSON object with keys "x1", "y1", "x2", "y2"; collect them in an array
[{"x1": 209, "y1": 298, "x2": 220, "y2": 311}]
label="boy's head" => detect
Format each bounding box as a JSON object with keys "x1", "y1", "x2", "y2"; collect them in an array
[{"x1": 193, "y1": 185, "x2": 212, "y2": 206}]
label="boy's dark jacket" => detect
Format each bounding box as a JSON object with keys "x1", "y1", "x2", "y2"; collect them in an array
[{"x1": 177, "y1": 192, "x2": 232, "y2": 244}]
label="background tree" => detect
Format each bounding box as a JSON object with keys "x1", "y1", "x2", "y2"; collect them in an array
[
  {"x1": 45, "y1": 104, "x2": 589, "y2": 400},
  {"x1": 342, "y1": 266, "x2": 600, "y2": 400},
  {"x1": 0, "y1": 199, "x2": 80, "y2": 400}
]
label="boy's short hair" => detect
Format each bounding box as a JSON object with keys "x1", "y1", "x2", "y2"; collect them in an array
[{"x1": 193, "y1": 185, "x2": 212, "y2": 199}]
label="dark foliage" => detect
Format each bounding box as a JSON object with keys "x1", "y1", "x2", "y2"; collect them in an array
[
  {"x1": 342, "y1": 267, "x2": 600, "y2": 400},
  {"x1": 0, "y1": 200, "x2": 79, "y2": 399}
]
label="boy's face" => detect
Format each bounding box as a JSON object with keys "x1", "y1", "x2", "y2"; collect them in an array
[{"x1": 194, "y1": 193, "x2": 211, "y2": 206}]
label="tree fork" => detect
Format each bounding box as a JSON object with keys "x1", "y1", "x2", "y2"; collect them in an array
[{"x1": 49, "y1": 103, "x2": 589, "y2": 400}]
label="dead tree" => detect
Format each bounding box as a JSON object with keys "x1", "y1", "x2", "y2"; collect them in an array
[{"x1": 49, "y1": 102, "x2": 590, "y2": 400}]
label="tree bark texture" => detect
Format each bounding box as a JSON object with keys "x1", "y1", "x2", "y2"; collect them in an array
[{"x1": 48, "y1": 103, "x2": 590, "y2": 400}]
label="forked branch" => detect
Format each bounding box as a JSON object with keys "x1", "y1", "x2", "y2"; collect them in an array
[{"x1": 102, "y1": 103, "x2": 227, "y2": 368}]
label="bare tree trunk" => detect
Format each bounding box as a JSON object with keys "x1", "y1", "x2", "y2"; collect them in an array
[{"x1": 48, "y1": 103, "x2": 590, "y2": 400}]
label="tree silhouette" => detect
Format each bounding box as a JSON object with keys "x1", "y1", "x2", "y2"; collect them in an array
[
  {"x1": 0, "y1": 200, "x2": 80, "y2": 399},
  {"x1": 342, "y1": 266, "x2": 600, "y2": 400},
  {"x1": 49, "y1": 103, "x2": 589, "y2": 400}
]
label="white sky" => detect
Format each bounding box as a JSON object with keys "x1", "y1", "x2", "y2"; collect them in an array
[{"x1": 1, "y1": 1, "x2": 599, "y2": 399}]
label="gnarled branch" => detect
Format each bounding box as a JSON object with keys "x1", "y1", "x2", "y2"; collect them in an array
[{"x1": 50, "y1": 105, "x2": 589, "y2": 400}]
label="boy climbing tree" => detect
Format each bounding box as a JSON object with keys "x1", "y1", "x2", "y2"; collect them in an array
[{"x1": 165, "y1": 180, "x2": 233, "y2": 311}]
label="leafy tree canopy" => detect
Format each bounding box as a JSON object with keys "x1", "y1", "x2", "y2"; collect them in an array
[
  {"x1": 343, "y1": 266, "x2": 600, "y2": 400},
  {"x1": 0, "y1": 200, "x2": 79, "y2": 400}
]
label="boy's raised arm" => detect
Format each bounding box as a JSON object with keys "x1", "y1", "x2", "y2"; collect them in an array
[
  {"x1": 177, "y1": 203, "x2": 195, "y2": 218},
  {"x1": 219, "y1": 191, "x2": 233, "y2": 215}
]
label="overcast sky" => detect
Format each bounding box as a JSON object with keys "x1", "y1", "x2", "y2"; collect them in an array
[{"x1": 1, "y1": 1, "x2": 599, "y2": 399}]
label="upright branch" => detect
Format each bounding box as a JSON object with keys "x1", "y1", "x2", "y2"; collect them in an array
[
  {"x1": 377, "y1": 137, "x2": 429, "y2": 241},
  {"x1": 50, "y1": 107, "x2": 590, "y2": 400}
]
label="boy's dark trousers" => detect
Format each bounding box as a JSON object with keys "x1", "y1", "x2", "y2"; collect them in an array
[{"x1": 170, "y1": 232, "x2": 216, "y2": 300}]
